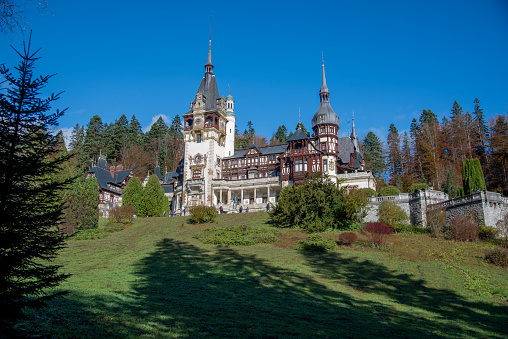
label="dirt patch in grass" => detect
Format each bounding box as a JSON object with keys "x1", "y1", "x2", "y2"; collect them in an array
[{"x1": 273, "y1": 230, "x2": 316, "y2": 249}]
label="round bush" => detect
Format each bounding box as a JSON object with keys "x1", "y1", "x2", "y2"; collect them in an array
[
  {"x1": 408, "y1": 183, "x2": 429, "y2": 193},
  {"x1": 338, "y1": 232, "x2": 358, "y2": 245},
  {"x1": 379, "y1": 186, "x2": 401, "y2": 196}
]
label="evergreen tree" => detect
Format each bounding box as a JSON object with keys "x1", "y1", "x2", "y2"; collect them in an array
[
  {"x1": 69, "y1": 123, "x2": 88, "y2": 175},
  {"x1": 462, "y1": 158, "x2": 486, "y2": 195},
  {"x1": 83, "y1": 114, "x2": 104, "y2": 162},
  {"x1": 295, "y1": 121, "x2": 307, "y2": 134},
  {"x1": 112, "y1": 114, "x2": 129, "y2": 158},
  {"x1": 401, "y1": 132, "x2": 413, "y2": 191},
  {"x1": 0, "y1": 40, "x2": 70, "y2": 332},
  {"x1": 63, "y1": 177, "x2": 100, "y2": 229},
  {"x1": 147, "y1": 116, "x2": 168, "y2": 141},
  {"x1": 169, "y1": 114, "x2": 183, "y2": 136},
  {"x1": 487, "y1": 115, "x2": 508, "y2": 192},
  {"x1": 386, "y1": 124, "x2": 402, "y2": 187},
  {"x1": 122, "y1": 176, "x2": 143, "y2": 214},
  {"x1": 127, "y1": 114, "x2": 143, "y2": 146},
  {"x1": 362, "y1": 131, "x2": 386, "y2": 180},
  {"x1": 139, "y1": 174, "x2": 165, "y2": 217},
  {"x1": 472, "y1": 98, "x2": 489, "y2": 166},
  {"x1": 274, "y1": 125, "x2": 288, "y2": 144}
]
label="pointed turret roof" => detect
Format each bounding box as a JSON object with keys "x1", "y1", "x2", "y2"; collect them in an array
[
  {"x1": 350, "y1": 112, "x2": 360, "y2": 152},
  {"x1": 288, "y1": 128, "x2": 309, "y2": 141},
  {"x1": 312, "y1": 56, "x2": 339, "y2": 129},
  {"x1": 194, "y1": 37, "x2": 220, "y2": 111}
]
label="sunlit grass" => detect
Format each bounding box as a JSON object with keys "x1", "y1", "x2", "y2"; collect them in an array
[{"x1": 21, "y1": 212, "x2": 508, "y2": 338}]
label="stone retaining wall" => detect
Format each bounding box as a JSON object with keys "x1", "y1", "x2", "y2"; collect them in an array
[{"x1": 365, "y1": 190, "x2": 507, "y2": 229}]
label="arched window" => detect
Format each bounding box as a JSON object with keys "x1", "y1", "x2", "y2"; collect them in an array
[{"x1": 193, "y1": 169, "x2": 201, "y2": 178}]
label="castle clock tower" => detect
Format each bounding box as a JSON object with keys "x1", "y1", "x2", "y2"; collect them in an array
[{"x1": 181, "y1": 37, "x2": 229, "y2": 207}]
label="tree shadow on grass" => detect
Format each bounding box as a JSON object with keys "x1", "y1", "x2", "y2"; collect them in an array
[
  {"x1": 301, "y1": 250, "x2": 508, "y2": 338},
  {"x1": 26, "y1": 239, "x2": 507, "y2": 338}
]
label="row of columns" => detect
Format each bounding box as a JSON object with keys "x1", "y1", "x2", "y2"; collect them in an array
[{"x1": 216, "y1": 185, "x2": 275, "y2": 205}]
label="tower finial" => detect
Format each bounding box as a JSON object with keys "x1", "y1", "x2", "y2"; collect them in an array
[
  {"x1": 320, "y1": 52, "x2": 329, "y2": 102},
  {"x1": 298, "y1": 107, "x2": 301, "y2": 124},
  {"x1": 205, "y1": 14, "x2": 213, "y2": 73}
]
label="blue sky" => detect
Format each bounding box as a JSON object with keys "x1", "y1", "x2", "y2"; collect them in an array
[{"x1": 1, "y1": 0, "x2": 507, "y2": 145}]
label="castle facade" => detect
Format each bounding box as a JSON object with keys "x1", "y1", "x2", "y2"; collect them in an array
[{"x1": 162, "y1": 39, "x2": 376, "y2": 213}]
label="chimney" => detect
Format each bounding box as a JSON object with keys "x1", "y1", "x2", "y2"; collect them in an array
[
  {"x1": 116, "y1": 164, "x2": 123, "y2": 172},
  {"x1": 110, "y1": 166, "x2": 115, "y2": 177}
]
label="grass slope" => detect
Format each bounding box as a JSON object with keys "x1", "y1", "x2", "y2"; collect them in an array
[{"x1": 22, "y1": 213, "x2": 508, "y2": 338}]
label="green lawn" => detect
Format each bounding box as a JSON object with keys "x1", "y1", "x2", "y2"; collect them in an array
[{"x1": 22, "y1": 212, "x2": 508, "y2": 338}]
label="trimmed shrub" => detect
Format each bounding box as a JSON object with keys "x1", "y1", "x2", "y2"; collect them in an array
[
  {"x1": 297, "y1": 234, "x2": 336, "y2": 252},
  {"x1": 270, "y1": 174, "x2": 350, "y2": 232},
  {"x1": 408, "y1": 182, "x2": 429, "y2": 193},
  {"x1": 478, "y1": 225, "x2": 500, "y2": 240},
  {"x1": 338, "y1": 232, "x2": 358, "y2": 246},
  {"x1": 359, "y1": 187, "x2": 377, "y2": 197},
  {"x1": 449, "y1": 215, "x2": 478, "y2": 242},
  {"x1": 484, "y1": 248, "x2": 508, "y2": 267},
  {"x1": 426, "y1": 208, "x2": 446, "y2": 238},
  {"x1": 190, "y1": 205, "x2": 217, "y2": 224},
  {"x1": 379, "y1": 186, "x2": 401, "y2": 196},
  {"x1": 361, "y1": 222, "x2": 393, "y2": 247},
  {"x1": 122, "y1": 176, "x2": 143, "y2": 214},
  {"x1": 193, "y1": 225, "x2": 280, "y2": 246},
  {"x1": 378, "y1": 200, "x2": 409, "y2": 232},
  {"x1": 109, "y1": 205, "x2": 135, "y2": 224}
]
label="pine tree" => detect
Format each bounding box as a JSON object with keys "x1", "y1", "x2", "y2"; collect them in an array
[
  {"x1": 295, "y1": 121, "x2": 307, "y2": 134},
  {"x1": 127, "y1": 114, "x2": 143, "y2": 146},
  {"x1": 487, "y1": 115, "x2": 508, "y2": 192},
  {"x1": 0, "y1": 39, "x2": 70, "y2": 332},
  {"x1": 472, "y1": 98, "x2": 489, "y2": 166},
  {"x1": 387, "y1": 124, "x2": 402, "y2": 187},
  {"x1": 362, "y1": 131, "x2": 386, "y2": 180},
  {"x1": 274, "y1": 125, "x2": 288, "y2": 144},
  {"x1": 83, "y1": 114, "x2": 104, "y2": 162}
]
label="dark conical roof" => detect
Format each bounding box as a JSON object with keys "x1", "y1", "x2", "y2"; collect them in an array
[
  {"x1": 288, "y1": 128, "x2": 309, "y2": 141},
  {"x1": 312, "y1": 59, "x2": 339, "y2": 129}
]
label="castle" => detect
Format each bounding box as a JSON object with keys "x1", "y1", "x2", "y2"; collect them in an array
[{"x1": 160, "y1": 37, "x2": 376, "y2": 214}]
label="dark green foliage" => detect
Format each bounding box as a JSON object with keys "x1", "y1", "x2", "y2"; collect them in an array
[
  {"x1": 478, "y1": 226, "x2": 500, "y2": 240},
  {"x1": 83, "y1": 114, "x2": 104, "y2": 162},
  {"x1": 462, "y1": 158, "x2": 486, "y2": 195},
  {"x1": 64, "y1": 177, "x2": 100, "y2": 230},
  {"x1": 441, "y1": 167, "x2": 457, "y2": 198},
  {"x1": 193, "y1": 225, "x2": 280, "y2": 246},
  {"x1": 122, "y1": 176, "x2": 143, "y2": 214},
  {"x1": 140, "y1": 175, "x2": 165, "y2": 217},
  {"x1": 378, "y1": 201, "x2": 409, "y2": 232},
  {"x1": 472, "y1": 98, "x2": 489, "y2": 166},
  {"x1": 387, "y1": 123, "x2": 402, "y2": 186},
  {"x1": 359, "y1": 187, "x2": 377, "y2": 197},
  {"x1": 379, "y1": 185, "x2": 401, "y2": 196},
  {"x1": 189, "y1": 205, "x2": 217, "y2": 224},
  {"x1": 338, "y1": 232, "x2": 358, "y2": 245},
  {"x1": 408, "y1": 182, "x2": 429, "y2": 193},
  {"x1": 274, "y1": 125, "x2": 288, "y2": 143},
  {"x1": 127, "y1": 114, "x2": 143, "y2": 146},
  {"x1": 457, "y1": 187, "x2": 464, "y2": 197},
  {"x1": 362, "y1": 131, "x2": 386, "y2": 180},
  {"x1": 270, "y1": 175, "x2": 349, "y2": 232},
  {"x1": 295, "y1": 121, "x2": 307, "y2": 134},
  {"x1": 296, "y1": 234, "x2": 336, "y2": 252},
  {"x1": 484, "y1": 248, "x2": 508, "y2": 267},
  {"x1": 0, "y1": 40, "x2": 70, "y2": 332},
  {"x1": 109, "y1": 206, "x2": 135, "y2": 224}
]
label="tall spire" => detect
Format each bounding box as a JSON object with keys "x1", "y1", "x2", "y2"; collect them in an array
[
  {"x1": 205, "y1": 14, "x2": 213, "y2": 74},
  {"x1": 320, "y1": 52, "x2": 329, "y2": 102},
  {"x1": 351, "y1": 111, "x2": 360, "y2": 151}
]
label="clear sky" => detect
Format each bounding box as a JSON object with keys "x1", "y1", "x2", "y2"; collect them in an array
[{"x1": 1, "y1": 0, "x2": 507, "y2": 145}]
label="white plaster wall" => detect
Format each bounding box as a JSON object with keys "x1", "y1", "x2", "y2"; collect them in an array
[{"x1": 225, "y1": 116, "x2": 235, "y2": 157}]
